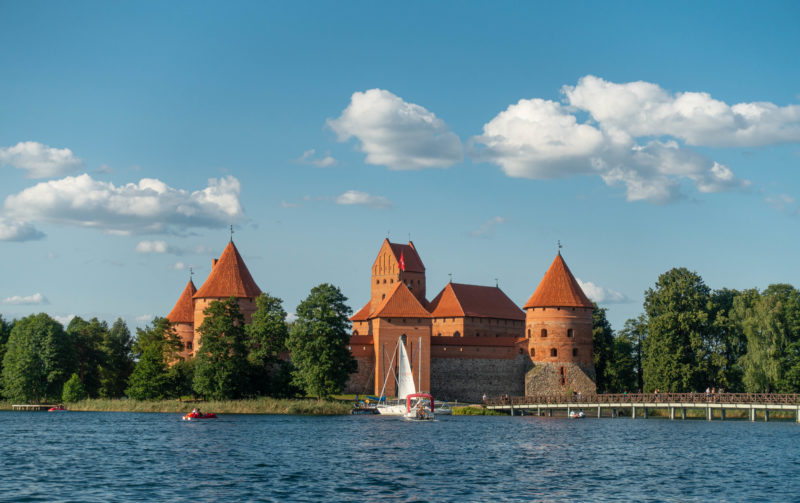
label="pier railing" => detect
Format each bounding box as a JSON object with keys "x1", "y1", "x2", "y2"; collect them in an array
[{"x1": 485, "y1": 393, "x2": 800, "y2": 406}]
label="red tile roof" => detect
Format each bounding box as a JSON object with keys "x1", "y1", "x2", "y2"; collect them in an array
[
  {"x1": 370, "y1": 282, "x2": 431, "y2": 319},
  {"x1": 388, "y1": 240, "x2": 425, "y2": 273},
  {"x1": 524, "y1": 253, "x2": 593, "y2": 308},
  {"x1": 429, "y1": 283, "x2": 525, "y2": 320},
  {"x1": 193, "y1": 241, "x2": 262, "y2": 299},
  {"x1": 167, "y1": 280, "x2": 196, "y2": 324},
  {"x1": 350, "y1": 301, "x2": 372, "y2": 322}
]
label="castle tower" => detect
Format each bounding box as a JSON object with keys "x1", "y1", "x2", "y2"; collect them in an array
[
  {"x1": 192, "y1": 240, "x2": 262, "y2": 353},
  {"x1": 166, "y1": 279, "x2": 197, "y2": 361},
  {"x1": 523, "y1": 252, "x2": 596, "y2": 395},
  {"x1": 370, "y1": 239, "x2": 426, "y2": 313}
]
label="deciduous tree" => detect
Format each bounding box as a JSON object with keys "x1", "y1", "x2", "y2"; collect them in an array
[
  {"x1": 125, "y1": 317, "x2": 180, "y2": 400},
  {"x1": 99, "y1": 318, "x2": 134, "y2": 398}
]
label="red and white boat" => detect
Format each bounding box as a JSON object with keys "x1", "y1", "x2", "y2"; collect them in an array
[
  {"x1": 182, "y1": 411, "x2": 217, "y2": 420},
  {"x1": 405, "y1": 393, "x2": 435, "y2": 421}
]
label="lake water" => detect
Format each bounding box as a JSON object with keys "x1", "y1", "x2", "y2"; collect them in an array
[{"x1": 1, "y1": 411, "x2": 799, "y2": 502}]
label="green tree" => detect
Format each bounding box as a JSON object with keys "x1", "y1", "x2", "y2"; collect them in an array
[
  {"x1": 592, "y1": 305, "x2": 615, "y2": 393},
  {"x1": 2, "y1": 313, "x2": 76, "y2": 403},
  {"x1": 125, "y1": 318, "x2": 181, "y2": 400},
  {"x1": 605, "y1": 335, "x2": 637, "y2": 393},
  {"x1": 66, "y1": 317, "x2": 108, "y2": 397},
  {"x1": 707, "y1": 288, "x2": 746, "y2": 391},
  {"x1": 246, "y1": 293, "x2": 290, "y2": 396},
  {"x1": 286, "y1": 283, "x2": 356, "y2": 399},
  {"x1": 192, "y1": 297, "x2": 250, "y2": 400},
  {"x1": 0, "y1": 315, "x2": 12, "y2": 392},
  {"x1": 618, "y1": 315, "x2": 647, "y2": 392},
  {"x1": 642, "y1": 268, "x2": 711, "y2": 392},
  {"x1": 735, "y1": 285, "x2": 800, "y2": 392},
  {"x1": 99, "y1": 318, "x2": 134, "y2": 398},
  {"x1": 62, "y1": 373, "x2": 88, "y2": 402}
]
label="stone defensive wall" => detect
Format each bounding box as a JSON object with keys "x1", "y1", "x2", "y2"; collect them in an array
[{"x1": 431, "y1": 354, "x2": 533, "y2": 403}]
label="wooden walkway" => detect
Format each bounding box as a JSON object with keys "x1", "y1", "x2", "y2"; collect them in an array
[
  {"x1": 484, "y1": 393, "x2": 800, "y2": 422},
  {"x1": 11, "y1": 404, "x2": 54, "y2": 411}
]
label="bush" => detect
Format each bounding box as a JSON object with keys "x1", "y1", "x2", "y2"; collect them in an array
[{"x1": 62, "y1": 373, "x2": 88, "y2": 402}]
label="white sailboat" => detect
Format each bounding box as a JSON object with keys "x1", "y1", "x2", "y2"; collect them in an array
[{"x1": 376, "y1": 337, "x2": 433, "y2": 417}]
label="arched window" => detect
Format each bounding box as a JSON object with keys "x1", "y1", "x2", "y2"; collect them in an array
[
  {"x1": 383, "y1": 279, "x2": 386, "y2": 284},
  {"x1": 551, "y1": 348, "x2": 557, "y2": 357},
  {"x1": 541, "y1": 329, "x2": 548, "y2": 338},
  {"x1": 567, "y1": 329, "x2": 574, "y2": 338},
  {"x1": 454, "y1": 331, "x2": 461, "y2": 338},
  {"x1": 572, "y1": 348, "x2": 578, "y2": 357},
  {"x1": 353, "y1": 330, "x2": 359, "y2": 336},
  {"x1": 376, "y1": 279, "x2": 379, "y2": 284},
  {"x1": 382, "y1": 294, "x2": 386, "y2": 300}
]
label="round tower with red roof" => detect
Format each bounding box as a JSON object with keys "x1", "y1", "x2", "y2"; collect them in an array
[
  {"x1": 166, "y1": 279, "x2": 197, "y2": 360},
  {"x1": 523, "y1": 252, "x2": 597, "y2": 395}
]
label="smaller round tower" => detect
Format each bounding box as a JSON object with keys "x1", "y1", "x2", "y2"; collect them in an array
[
  {"x1": 166, "y1": 279, "x2": 197, "y2": 361},
  {"x1": 523, "y1": 252, "x2": 596, "y2": 395}
]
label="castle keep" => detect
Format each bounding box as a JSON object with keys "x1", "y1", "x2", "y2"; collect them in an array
[{"x1": 345, "y1": 240, "x2": 597, "y2": 401}]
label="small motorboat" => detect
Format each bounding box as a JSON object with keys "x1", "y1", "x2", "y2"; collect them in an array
[
  {"x1": 405, "y1": 393, "x2": 435, "y2": 421},
  {"x1": 569, "y1": 410, "x2": 585, "y2": 419},
  {"x1": 48, "y1": 405, "x2": 66, "y2": 412},
  {"x1": 183, "y1": 411, "x2": 217, "y2": 420}
]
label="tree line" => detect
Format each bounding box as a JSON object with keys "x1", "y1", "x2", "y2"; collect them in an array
[
  {"x1": 592, "y1": 267, "x2": 800, "y2": 394},
  {"x1": 0, "y1": 283, "x2": 356, "y2": 404}
]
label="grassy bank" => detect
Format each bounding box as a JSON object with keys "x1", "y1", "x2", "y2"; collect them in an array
[
  {"x1": 453, "y1": 405, "x2": 506, "y2": 416},
  {"x1": 1, "y1": 397, "x2": 352, "y2": 415}
]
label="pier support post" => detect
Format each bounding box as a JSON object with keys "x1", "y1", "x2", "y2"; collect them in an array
[
  {"x1": 707, "y1": 407, "x2": 712, "y2": 421},
  {"x1": 750, "y1": 407, "x2": 755, "y2": 422},
  {"x1": 681, "y1": 408, "x2": 686, "y2": 420},
  {"x1": 612, "y1": 408, "x2": 617, "y2": 418},
  {"x1": 644, "y1": 408, "x2": 649, "y2": 419},
  {"x1": 537, "y1": 406, "x2": 541, "y2": 416},
  {"x1": 669, "y1": 407, "x2": 675, "y2": 420},
  {"x1": 632, "y1": 406, "x2": 637, "y2": 419},
  {"x1": 597, "y1": 406, "x2": 602, "y2": 418},
  {"x1": 721, "y1": 409, "x2": 726, "y2": 421},
  {"x1": 509, "y1": 405, "x2": 514, "y2": 417},
  {"x1": 764, "y1": 409, "x2": 769, "y2": 422},
  {"x1": 548, "y1": 408, "x2": 552, "y2": 417},
  {"x1": 796, "y1": 407, "x2": 800, "y2": 423}
]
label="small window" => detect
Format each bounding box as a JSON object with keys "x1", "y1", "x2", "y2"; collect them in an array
[
  {"x1": 560, "y1": 366, "x2": 565, "y2": 376},
  {"x1": 567, "y1": 329, "x2": 574, "y2": 338},
  {"x1": 383, "y1": 279, "x2": 386, "y2": 284},
  {"x1": 530, "y1": 348, "x2": 535, "y2": 357},
  {"x1": 382, "y1": 294, "x2": 386, "y2": 300},
  {"x1": 527, "y1": 329, "x2": 531, "y2": 337},
  {"x1": 541, "y1": 329, "x2": 548, "y2": 338},
  {"x1": 518, "y1": 348, "x2": 523, "y2": 354},
  {"x1": 376, "y1": 279, "x2": 379, "y2": 284},
  {"x1": 454, "y1": 331, "x2": 461, "y2": 338},
  {"x1": 551, "y1": 348, "x2": 557, "y2": 357},
  {"x1": 353, "y1": 330, "x2": 359, "y2": 336},
  {"x1": 186, "y1": 341, "x2": 193, "y2": 350},
  {"x1": 572, "y1": 348, "x2": 578, "y2": 357}
]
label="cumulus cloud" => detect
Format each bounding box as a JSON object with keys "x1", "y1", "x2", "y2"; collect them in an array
[
  {"x1": 295, "y1": 149, "x2": 338, "y2": 168},
  {"x1": 171, "y1": 261, "x2": 187, "y2": 270},
  {"x1": 470, "y1": 75, "x2": 799, "y2": 203},
  {"x1": 0, "y1": 218, "x2": 45, "y2": 241},
  {"x1": 135, "y1": 240, "x2": 168, "y2": 253},
  {"x1": 135, "y1": 314, "x2": 153, "y2": 323},
  {"x1": 3, "y1": 293, "x2": 49, "y2": 305},
  {"x1": 54, "y1": 314, "x2": 75, "y2": 326},
  {"x1": 469, "y1": 216, "x2": 506, "y2": 238},
  {"x1": 328, "y1": 89, "x2": 463, "y2": 170},
  {"x1": 335, "y1": 190, "x2": 393, "y2": 209},
  {"x1": 0, "y1": 141, "x2": 84, "y2": 178},
  {"x1": 577, "y1": 279, "x2": 629, "y2": 304},
  {"x1": 1, "y1": 174, "x2": 243, "y2": 237}
]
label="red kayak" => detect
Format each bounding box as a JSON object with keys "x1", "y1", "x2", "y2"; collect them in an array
[
  {"x1": 183, "y1": 412, "x2": 217, "y2": 420},
  {"x1": 48, "y1": 405, "x2": 67, "y2": 412}
]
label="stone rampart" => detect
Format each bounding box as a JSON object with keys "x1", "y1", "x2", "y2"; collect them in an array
[
  {"x1": 524, "y1": 361, "x2": 596, "y2": 396},
  {"x1": 343, "y1": 354, "x2": 375, "y2": 395},
  {"x1": 430, "y1": 354, "x2": 533, "y2": 403}
]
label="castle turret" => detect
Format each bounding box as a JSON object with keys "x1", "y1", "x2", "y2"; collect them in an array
[
  {"x1": 523, "y1": 252, "x2": 596, "y2": 395},
  {"x1": 192, "y1": 240, "x2": 261, "y2": 352},
  {"x1": 166, "y1": 279, "x2": 197, "y2": 360},
  {"x1": 370, "y1": 239, "x2": 427, "y2": 312}
]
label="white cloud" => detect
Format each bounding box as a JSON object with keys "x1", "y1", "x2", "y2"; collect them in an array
[
  {"x1": 577, "y1": 279, "x2": 629, "y2": 304},
  {"x1": 135, "y1": 314, "x2": 152, "y2": 323},
  {"x1": 286, "y1": 312, "x2": 298, "y2": 323},
  {"x1": 280, "y1": 200, "x2": 300, "y2": 208},
  {"x1": 0, "y1": 218, "x2": 45, "y2": 241},
  {"x1": 328, "y1": 89, "x2": 463, "y2": 170},
  {"x1": 0, "y1": 141, "x2": 84, "y2": 178},
  {"x1": 53, "y1": 314, "x2": 75, "y2": 326},
  {"x1": 295, "y1": 149, "x2": 338, "y2": 168},
  {"x1": 3, "y1": 293, "x2": 49, "y2": 305},
  {"x1": 135, "y1": 240, "x2": 168, "y2": 253},
  {"x1": 2, "y1": 174, "x2": 243, "y2": 237},
  {"x1": 765, "y1": 193, "x2": 798, "y2": 214},
  {"x1": 469, "y1": 216, "x2": 506, "y2": 238},
  {"x1": 335, "y1": 190, "x2": 393, "y2": 209},
  {"x1": 171, "y1": 261, "x2": 187, "y2": 270},
  {"x1": 470, "y1": 76, "x2": 792, "y2": 203}
]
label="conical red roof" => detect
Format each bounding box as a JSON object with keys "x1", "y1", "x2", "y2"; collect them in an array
[
  {"x1": 524, "y1": 254, "x2": 593, "y2": 308},
  {"x1": 167, "y1": 280, "x2": 196, "y2": 323},
  {"x1": 194, "y1": 241, "x2": 262, "y2": 299},
  {"x1": 370, "y1": 282, "x2": 431, "y2": 319}
]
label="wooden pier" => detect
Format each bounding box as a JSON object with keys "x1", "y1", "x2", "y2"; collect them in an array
[
  {"x1": 11, "y1": 404, "x2": 54, "y2": 411},
  {"x1": 484, "y1": 393, "x2": 800, "y2": 422}
]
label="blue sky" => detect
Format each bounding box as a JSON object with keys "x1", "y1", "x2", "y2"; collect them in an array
[{"x1": 1, "y1": 1, "x2": 798, "y2": 331}]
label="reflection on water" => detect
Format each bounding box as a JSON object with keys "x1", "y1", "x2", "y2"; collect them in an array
[{"x1": 1, "y1": 411, "x2": 799, "y2": 502}]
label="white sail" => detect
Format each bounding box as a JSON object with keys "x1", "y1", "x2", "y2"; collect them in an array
[{"x1": 396, "y1": 341, "x2": 416, "y2": 400}]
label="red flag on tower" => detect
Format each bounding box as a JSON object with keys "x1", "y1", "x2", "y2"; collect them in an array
[{"x1": 399, "y1": 251, "x2": 406, "y2": 271}]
